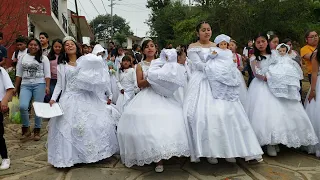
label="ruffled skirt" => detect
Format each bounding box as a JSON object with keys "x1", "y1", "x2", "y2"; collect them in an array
[
  {"x1": 117, "y1": 88, "x2": 190, "y2": 167},
  {"x1": 246, "y1": 78, "x2": 318, "y2": 147},
  {"x1": 47, "y1": 90, "x2": 119, "y2": 168}
]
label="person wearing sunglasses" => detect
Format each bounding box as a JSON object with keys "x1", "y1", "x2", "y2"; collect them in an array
[{"x1": 301, "y1": 30, "x2": 319, "y2": 83}]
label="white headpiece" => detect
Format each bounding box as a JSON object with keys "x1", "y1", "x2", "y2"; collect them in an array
[
  {"x1": 63, "y1": 36, "x2": 76, "y2": 44},
  {"x1": 214, "y1": 34, "x2": 231, "y2": 45},
  {"x1": 92, "y1": 44, "x2": 105, "y2": 55},
  {"x1": 276, "y1": 43, "x2": 290, "y2": 52},
  {"x1": 140, "y1": 37, "x2": 153, "y2": 47},
  {"x1": 159, "y1": 49, "x2": 177, "y2": 63}
]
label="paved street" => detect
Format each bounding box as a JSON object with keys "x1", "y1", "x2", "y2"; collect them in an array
[{"x1": 1, "y1": 121, "x2": 320, "y2": 180}]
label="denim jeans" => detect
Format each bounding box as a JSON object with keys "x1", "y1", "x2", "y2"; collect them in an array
[
  {"x1": 20, "y1": 83, "x2": 46, "y2": 128},
  {"x1": 0, "y1": 111, "x2": 8, "y2": 159}
]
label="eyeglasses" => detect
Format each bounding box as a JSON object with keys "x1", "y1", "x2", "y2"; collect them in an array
[{"x1": 307, "y1": 35, "x2": 319, "y2": 39}]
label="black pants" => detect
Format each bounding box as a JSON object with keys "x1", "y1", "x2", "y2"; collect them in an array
[
  {"x1": 247, "y1": 65, "x2": 254, "y2": 87},
  {"x1": 0, "y1": 111, "x2": 8, "y2": 159},
  {"x1": 308, "y1": 74, "x2": 312, "y2": 84}
]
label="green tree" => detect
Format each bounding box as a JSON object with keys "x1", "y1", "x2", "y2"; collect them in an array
[
  {"x1": 147, "y1": 0, "x2": 320, "y2": 47},
  {"x1": 90, "y1": 14, "x2": 133, "y2": 42},
  {"x1": 113, "y1": 32, "x2": 127, "y2": 47}
]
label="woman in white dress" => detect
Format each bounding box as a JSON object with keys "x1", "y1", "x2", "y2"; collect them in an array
[
  {"x1": 184, "y1": 23, "x2": 263, "y2": 164},
  {"x1": 305, "y1": 47, "x2": 320, "y2": 157},
  {"x1": 246, "y1": 33, "x2": 318, "y2": 157},
  {"x1": 117, "y1": 39, "x2": 190, "y2": 173},
  {"x1": 47, "y1": 37, "x2": 119, "y2": 168}
]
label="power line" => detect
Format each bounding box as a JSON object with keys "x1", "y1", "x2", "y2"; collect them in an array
[
  {"x1": 101, "y1": 0, "x2": 108, "y2": 14},
  {"x1": 89, "y1": 0, "x2": 101, "y2": 15},
  {"x1": 77, "y1": 0, "x2": 90, "y2": 18}
]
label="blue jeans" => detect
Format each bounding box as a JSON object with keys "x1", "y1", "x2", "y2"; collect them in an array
[{"x1": 20, "y1": 83, "x2": 46, "y2": 128}]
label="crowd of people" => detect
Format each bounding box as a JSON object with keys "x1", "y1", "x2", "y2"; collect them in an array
[{"x1": 0, "y1": 21, "x2": 319, "y2": 173}]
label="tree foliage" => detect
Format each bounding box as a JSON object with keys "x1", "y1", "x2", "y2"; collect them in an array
[
  {"x1": 89, "y1": 14, "x2": 133, "y2": 44},
  {"x1": 147, "y1": 0, "x2": 320, "y2": 48}
]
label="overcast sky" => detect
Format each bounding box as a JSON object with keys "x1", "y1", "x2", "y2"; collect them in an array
[
  {"x1": 67, "y1": 0, "x2": 152, "y2": 37},
  {"x1": 67, "y1": 0, "x2": 190, "y2": 37}
]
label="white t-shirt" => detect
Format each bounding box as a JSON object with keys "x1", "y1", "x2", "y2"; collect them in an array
[
  {"x1": 12, "y1": 49, "x2": 28, "y2": 63},
  {"x1": 16, "y1": 53, "x2": 51, "y2": 84},
  {"x1": 0, "y1": 67, "x2": 14, "y2": 101}
]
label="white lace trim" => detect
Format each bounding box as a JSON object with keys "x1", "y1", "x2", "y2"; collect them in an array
[
  {"x1": 256, "y1": 131, "x2": 318, "y2": 148},
  {"x1": 121, "y1": 143, "x2": 190, "y2": 167}
]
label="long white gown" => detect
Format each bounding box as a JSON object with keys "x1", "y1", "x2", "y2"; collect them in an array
[
  {"x1": 305, "y1": 67, "x2": 320, "y2": 157},
  {"x1": 246, "y1": 54, "x2": 318, "y2": 147},
  {"x1": 117, "y1": 60, "x2": 190, "y2": 168},
  {"x1": 184, "y1": 46, "x2": 263, "y2": 162},
  {"x1": 47, "y1": 54, "x2": 119, "y2": 168}
]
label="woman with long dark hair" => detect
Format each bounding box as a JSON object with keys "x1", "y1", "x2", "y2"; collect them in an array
[
  {"x1": 14, "y1": 38, "x2": 51, "y2": 141},
  {"x1": 47, "y1": 36, "x2": 119, "y2": 168},
  {"x1": 44, "y1": 38, "x2": 62, "y2": 102},
  {"x1": 184, "y1": 22, "x2": 263, "y2": 164},
  {"x1": 117, "y1": 39, "x2": 190, "y2": 173},
  {"x1": 246, "y1": 33, "x2": 318, "y2": 157}
]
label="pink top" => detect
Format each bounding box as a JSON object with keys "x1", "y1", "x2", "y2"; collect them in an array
[{"x1": 50, "y1": 54, "x2": 58, "y2": 79}]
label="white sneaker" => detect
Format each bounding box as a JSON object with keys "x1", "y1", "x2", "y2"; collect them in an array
[
  {"x1": 155, "y1": 165, "x2": 164, "y2": 173},
  {"x1": 0, "y1": 159, "x2": 10, "y2": 170},
  {"x1": 207, "y1": 157, "x2": 218, "y2": 164},
  {"x1": 225, "y1": 158, "x2": 236, "y2": 163},
  {"x1": 267, "y1": 145, "x2": 277, "y2": 157}
]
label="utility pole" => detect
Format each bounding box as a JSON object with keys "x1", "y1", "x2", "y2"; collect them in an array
[
  {"x1": 75, "y1": 0, "x2": 83, "y2": 43},
  {"x1": 109, "y1": 0, "x2": 120, "y2": 41},
  {"x1": 111, "y1": 0, "x2": 114, "y2": 40}
]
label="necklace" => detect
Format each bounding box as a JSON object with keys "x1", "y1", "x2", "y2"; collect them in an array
[
  {"x1": 143, "y1": 60, "x2": 151, "y2": 65},
  {"x1": 68, "y1": 61, "x2": 77, "y2": 66}
]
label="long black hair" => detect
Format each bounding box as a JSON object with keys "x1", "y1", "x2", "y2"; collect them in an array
[
  {"x1": 27, "y1": 38, "x2": 43, "y2": 63},
  {"x1": 58, "y1": 40, "x2": 82, "y2": 64},
  {"x1": 120, "y1": 55, "x2": 132, "y2": 72},
  {"x1": 195, "y1": 21, "x2": 210, "y2": 41},
  {"x1": 315, "y1": 44, "x2": 320, "y2": 64},
  {"x1": 253, "y1": 32, "x2": 272, "y2": 61},
  {"x1": 141, "y1": 39, "x2": 157, "y2": 60},
  {"x1": 115, "y1": 46, "x2": 124, "y2": 57},
  {"x1": 47, "y1": 39, "x2": 62, "y2": 61}
]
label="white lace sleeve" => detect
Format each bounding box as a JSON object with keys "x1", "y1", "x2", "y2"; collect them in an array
[
  {"x1": 187, "y1": 48, "x2": 206, "y2": 72},
  {"x1": 250, "y1": 56, "x2": 266, "y2": 80}
]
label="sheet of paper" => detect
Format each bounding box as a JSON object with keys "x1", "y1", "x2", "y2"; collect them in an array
[{"x1": 32, "y1": 102, "x2": 64, "y2": 118}]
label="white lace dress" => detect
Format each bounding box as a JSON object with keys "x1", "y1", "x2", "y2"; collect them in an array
[
  {"x1": 184, "y1": 47, "x2": 263, "y2": 162},
  {"x1": 305, "y1": 67, "x2": 320, "y2": 157},
  {"x1": 115, "y1": 68, "x2": 138, "y2": 114},
  {"x1": 47, "y1": 55, "x2": 119, "y2": 168},
  {"x1": 117, "y1": 61, "x2": 190, "y2": 167},
  {"x1": 246, "y1": 55, "x2": 318, "y2": 147}
]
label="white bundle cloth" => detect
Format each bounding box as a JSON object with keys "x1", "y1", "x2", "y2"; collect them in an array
[
  {"x1": 267, "y1": 44, "x2": 303, "y2": 101},
  {"x1": 205, "y1": 47, "x2": 241, "y2": 101},
  {"x1": 73, "y1": 54, "x2": 111, "y2": 94},
  {"x1": 147, "y1": 49, "x2": 186, "y2": 97}
]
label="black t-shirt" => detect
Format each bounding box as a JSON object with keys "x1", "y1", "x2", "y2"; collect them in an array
[{"x1": 0, "y1": 45, "x2": 7, "y2": 62}]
